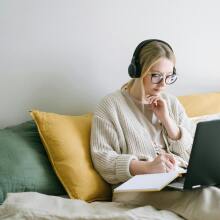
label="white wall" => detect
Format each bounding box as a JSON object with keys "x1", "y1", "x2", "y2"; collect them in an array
[{"x1": 1, "y1": 0, "x2": 220, "y2": 128}]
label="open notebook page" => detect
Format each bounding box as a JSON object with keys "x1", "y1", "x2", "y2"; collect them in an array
[{"x1": 114, "y1": 171, "x2": 179, "y2": 193}]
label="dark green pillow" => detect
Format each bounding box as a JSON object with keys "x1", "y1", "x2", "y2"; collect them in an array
[{"x1": 0, "y1": 120, "x2": 66, "y2": 204}]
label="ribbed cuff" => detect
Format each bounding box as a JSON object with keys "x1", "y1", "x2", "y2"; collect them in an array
[{"x1": 115, "y1": 155, "x2": 138, "y2": 182}]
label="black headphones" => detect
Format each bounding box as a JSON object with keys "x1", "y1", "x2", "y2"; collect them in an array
[{"x1": 128, "y1": 39, "x2": 176, "y2": 78}]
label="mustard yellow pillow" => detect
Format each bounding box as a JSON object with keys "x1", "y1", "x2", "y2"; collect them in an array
[
  {"x1": 178, "y1": 92, "x2": 220, "y2": 117},
  {"x1": 30, "y1": 110, "x2": 112, "y2": 202}
]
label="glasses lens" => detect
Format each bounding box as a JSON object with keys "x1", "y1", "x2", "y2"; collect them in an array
[
  {"x1": 151, "y1": 73, "x2": 163, "y2": 84},
  {"x1": 166, "y1": 74, "x2": 177, "y2": 85}
]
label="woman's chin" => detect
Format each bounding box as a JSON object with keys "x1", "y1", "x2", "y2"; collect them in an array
[
  {"x1": 151, "y1": 89, "x2": 161, "y2": 95},
  {"x1": 145, "y1": 88, "x2": 163, "y2": 96}
]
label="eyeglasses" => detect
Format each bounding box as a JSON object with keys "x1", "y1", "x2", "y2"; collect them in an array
[{"x1": 149, "y1": 72, "x2": 177, "y2": 85}]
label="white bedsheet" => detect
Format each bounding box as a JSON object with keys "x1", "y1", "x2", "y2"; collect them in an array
[{"x1": 0, "y1": 192, "x2": 183, "y2": 220}]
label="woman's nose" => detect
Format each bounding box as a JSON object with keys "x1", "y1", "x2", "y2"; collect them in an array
[{"x1": 159, "y1": 77, "x2": 166, "y2": 86}]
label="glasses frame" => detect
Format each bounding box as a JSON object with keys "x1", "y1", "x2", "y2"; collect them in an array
[{"x1": 149, "y1": 72, "x2": 178, "y2": 85}]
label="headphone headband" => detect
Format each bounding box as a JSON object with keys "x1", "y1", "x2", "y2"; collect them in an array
[{"x1": 128, "y1": 39, "x2": 175, "y2": 78}]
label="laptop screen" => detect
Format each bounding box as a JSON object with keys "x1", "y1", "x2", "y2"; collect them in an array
[{"x1": 184, "y1": 119, "x2": 220, "y2": 189}]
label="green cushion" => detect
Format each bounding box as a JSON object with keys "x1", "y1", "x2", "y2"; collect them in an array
[{"x1": 0, "y1": 121, "x2": 66, "y2": 204}]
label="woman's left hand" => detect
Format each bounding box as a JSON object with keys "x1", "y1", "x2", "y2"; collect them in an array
[
  {"x1": 145, "y1": 95, "x2": 170, "y2": 123},
  {"x1": 145, "y1": 95, "x2": 181, "y2": 140}
]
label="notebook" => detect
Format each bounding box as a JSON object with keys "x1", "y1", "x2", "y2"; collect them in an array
[
  {"x1": 114, "y1": 170, "x2": 184, "y2": 193},
  {"x1": 114, "y1": 119, "x2": 220, "y2": 193}
]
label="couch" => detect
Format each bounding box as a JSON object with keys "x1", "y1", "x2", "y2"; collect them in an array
[{"x1": 0, "y1": 91, "x2": 220, "y2": 220}]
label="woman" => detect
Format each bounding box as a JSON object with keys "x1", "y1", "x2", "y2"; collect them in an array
[{"x1": 90, "y1": 39, "x2": 220, "y2": 220}]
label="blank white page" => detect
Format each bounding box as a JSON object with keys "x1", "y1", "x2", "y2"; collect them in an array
[{"x1": 114, "y1": 171, "x2": 179, "y2": 193}]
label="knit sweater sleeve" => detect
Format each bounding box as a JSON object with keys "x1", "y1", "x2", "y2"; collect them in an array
[
  {"x1": 165, "y1": 95, "x2": 196, "y2": 162},
  {"x1": 90, "y1": 114, "x2": 138, "y2": 185}
]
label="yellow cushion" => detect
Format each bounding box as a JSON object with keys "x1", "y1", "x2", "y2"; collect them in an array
[
  {"x1": 30, "y1": 110, "x2": 112, "y2": 202},
  {"x1": 178, "y1": 92, "x2": 220, "y2": 117}
]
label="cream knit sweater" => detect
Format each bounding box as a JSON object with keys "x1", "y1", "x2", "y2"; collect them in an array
[{"x1": 90, "y1": 90, "x2": 195, "y2": 185}]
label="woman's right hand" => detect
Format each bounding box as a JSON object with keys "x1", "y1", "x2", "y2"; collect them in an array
[
  {"x1": 129, "y1": 153, "x2": 176, "y2": 176},
  {"x1": 145, "y1": 153, "x2": 176, "y2": 173}
]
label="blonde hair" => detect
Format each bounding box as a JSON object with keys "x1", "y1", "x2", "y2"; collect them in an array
[
  {"x1": 139, "y1": 41, "x2": 176, "y2": 77},
  {"x1": 122, "y1": 41, "x2": 176, "y2": 91}
]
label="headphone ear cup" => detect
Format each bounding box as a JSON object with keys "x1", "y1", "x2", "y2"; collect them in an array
[
  {"x1": 173, "y1": 67, "x2": 177, "y2": 75},
  {"x1": 128, "y1": 63, "x2": 137, "y2": 78}
]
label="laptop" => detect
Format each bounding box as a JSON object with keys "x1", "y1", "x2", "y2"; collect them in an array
[{"x1": 168, "y1": 119, "x2": 220, "y2": 190}]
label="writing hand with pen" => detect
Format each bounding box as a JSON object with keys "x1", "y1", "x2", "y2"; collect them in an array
[
  {"x1": 148, "y1": 150, "x2": 176, "y2": 173},
  {"x1": 129, "y1": 151, "x2": 176, "y2": 175}
]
